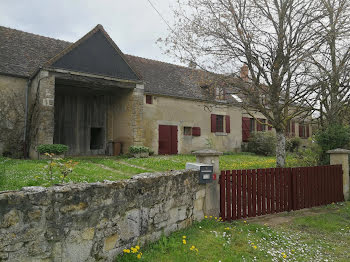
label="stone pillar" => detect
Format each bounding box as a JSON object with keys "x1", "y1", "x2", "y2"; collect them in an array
[
  {"x1": 327, "y1": 148, "x2": 350, "y2": 201},
  {"x1": 131, "y1": 84, "x2": 144, "y2": 146},
  {"x1": 193, "y1": 149, "x2": 223, "y2": 217},
  {"x1": 29, "y1": 70, "x2": 55, "y2": 159}
]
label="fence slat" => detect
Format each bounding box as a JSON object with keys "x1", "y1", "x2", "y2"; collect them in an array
[
  {"x1": 261, "y1": 169, "x2": 266, "y2": 215},
  {"x1": 242, "y1": 170, "x2": 247, "y2": 218},
  {"x1": 237, "y1": 170, "x2": 242, "y2": 219},
  {"x1": 280, "y1": 168, "x2": 285, "y2": 211},
  {"x1": 220, "y1": 171, "x2": 226, "y2": 220},
  {"x1": 266, "y1": 168, "x2": 271, "y2": 214},
  {"x1": 271, "y1": 168, "x2": 276, "y2": 213},
  {"x1": 232, "y1": 170, "x2": 237, "y2": 220},
  {"x1": 225, "y1": 170, "x2": 231, "y2": 221},
  {"x1": 247, "y1": 170, "x2": 252, "y2": 217},
  {"x1": 257, "y1": 169, "x2": 262, "y2": 216},
  {"x1": 252, "y1": 169, "x2": 257, "y2": 217}
]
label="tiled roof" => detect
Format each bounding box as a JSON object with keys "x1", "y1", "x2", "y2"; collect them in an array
[{"x1": 0, "y1": 25, "x2": 221, "y2": 101}]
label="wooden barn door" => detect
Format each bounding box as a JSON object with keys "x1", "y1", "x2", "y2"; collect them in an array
[{"x1": 158, "y1": 125, "x2": 178, "y2": 155}]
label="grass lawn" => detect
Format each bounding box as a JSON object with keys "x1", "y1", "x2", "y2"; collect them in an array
[
  {"x1": 0, "y1": 153, "x2": 301, "y2": 191},
  {"x1": 117, "y1": 202, "x2": 350, "y2": 262}
]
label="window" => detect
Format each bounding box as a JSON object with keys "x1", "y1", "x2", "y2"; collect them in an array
[
  {"x1": 299, "y1": 124, "x2": 310, "y2": 138},
  {"x1": 146, "y1": 95, "x2": 152, "y2": 104},
  {"x1": 184, "y1": 126, "x2": 192, "y2": 136},
  {"x1": 216, "y1": 115, "x2": 224, "y2": 132},
  {"x1": 250, "y1": 118, "x2": 255, "y2": 132},
  {"x1": 90, "y1": 127, "x2": 104, "y2": 150},
  {"x1": 211, "y1": 114, "x2": 230, "y2": 133}
]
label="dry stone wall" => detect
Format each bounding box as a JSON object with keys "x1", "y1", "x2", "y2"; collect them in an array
[{"x1": 0, "y1": 170, "x2": 205, "y2": 262}]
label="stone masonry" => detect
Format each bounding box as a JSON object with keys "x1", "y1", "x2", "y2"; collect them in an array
[{"x1": 0, "y1": 170, "x2": 205, "y2": 261}]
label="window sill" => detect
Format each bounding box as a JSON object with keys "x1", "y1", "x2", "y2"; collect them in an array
[{"x1": 215, "y1": 132, "x2": 227, "y2": 136}]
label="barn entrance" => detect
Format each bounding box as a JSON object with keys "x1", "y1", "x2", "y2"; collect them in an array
[{"x1": 158, "y1": 125, "x2": 178, "y2": 155}]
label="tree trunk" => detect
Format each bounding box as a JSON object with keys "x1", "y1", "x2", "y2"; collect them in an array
[{"x1": 276, "y1": 131, "x2": 286, "y2": 167}]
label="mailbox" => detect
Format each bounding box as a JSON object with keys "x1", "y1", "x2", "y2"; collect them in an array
[{"x1": 185, "y1": 162, "x2": 214, "y2": 184}]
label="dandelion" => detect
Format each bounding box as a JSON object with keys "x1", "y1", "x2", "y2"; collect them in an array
[
  {"x1": 135, "y1": 245, "x2": 140, "y2": 250},
  {"x1": 137, "y1": 253, "x2": 142, "y2": 259},
  {"x1": 210, "y1": 216, "x2": 213, "y2": 218},
  {"x1": 182, "y1": 236, "x2": 186, "y2": 239},
  {"x1": 131, "y1": 247, "x2": 138, "y2": 253},
  {"x1": 253, "y1": 246, "x2": 257, "y2": 249},
  {"x1": 244, "y1": 221, "x2": 247, "y2": 223},
  {"x1": 215, "y1": 217, "x2": 217, "y2": 220},
  {"x1": 183, "y1": 239, "x2": 187, "y2": 244},
  {"x1": 123, "y1": 249, "x2": 130, "y2": 253},
  {"x1": 204, "y1": 216, "x2": 208, "y2": 218}
]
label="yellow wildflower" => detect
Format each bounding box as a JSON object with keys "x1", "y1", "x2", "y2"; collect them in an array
[
  {"x1": 244, "y1": 221, "x2": 247, "y2": 223},
  {"x1": 131, "y1": 247, "x2": 138, "y2": 253},
  {"x1": 209, "y1": 216, "x2": 213, "y2": 218},
  {"x1": 123, "y1": 249, "x2": 130, "y2": 253},
  {"x1": 215, "y1": 217, "x2": 217, "y2": 220},
  {"x1": 253, "y1": 246, "x2": 257, "y2": 249},
  {"x1": 137, "y1": 253, "x2": 142, "y2": 259},
  {"x1": 182, "y1": 239, "x2": 187, "y2": 244},
  {"x1": 283, "y1": 254, "x2": 287, "y2": 259},
  {"x1": 182, "y1": 236, "x2": 186, "y2": 239},
  {"x1": 204, "y1": 216, "x2": 208, "y2": 218},
  {"x1": 135, "y1": 245, "x2": 140, "y2": 250}
]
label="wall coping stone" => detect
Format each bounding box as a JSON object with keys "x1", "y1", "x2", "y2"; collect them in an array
[
  {"x1": 192, "y1": 149, "x2": 223, "y2": 156},
  {"x1": 327, "y1": 148, "x2": 350, "y2": 154}
]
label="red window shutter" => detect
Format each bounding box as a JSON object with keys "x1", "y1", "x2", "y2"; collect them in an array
[
  {"x1": 306, "y1": 125, "x2": 310, "y2": 138},
  {"x1": 225, "y1": 116, "x2": 230, "y2": 133},
  {"x1": 146, "y1": 95, "x2": 152, "y2": 104},
  {"x1": 211, "y1": 114, "x2": 216, "y2": 133},
  {"x1": 242, "y1": 117, "x2": 250, "y2": 142},
  {"x1": 292, "y1": 121, "x2": 295, "y2": 136},
  {"x1": 192, "y1": 127, "x2": 201, "y2": 136},
  {"x1": 299, "y1": 124, "x2": 303, "y2": 137}
]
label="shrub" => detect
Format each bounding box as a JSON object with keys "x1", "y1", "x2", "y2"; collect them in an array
[
  {"x1": 37, "y1": 144, "x2": 69, "y2": 155},
  {"x1": 247, "y1": 131, "x2": 276, "y2": 156},
  {"x1": 129, "y1": 146, "x2": 150, "y2": 154},
  {"x1": 295, "y1": 141, "x2": 322, "y2": 166},
  {"x1": 314, "y1": 124, "x2": 350, "y2": 164},
  {"x1": 286, "y1": 137, "x2": 302, "y2": 152}
]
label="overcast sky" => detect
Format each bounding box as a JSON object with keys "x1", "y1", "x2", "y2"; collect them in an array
[{"x1": 0, "y1": 0, "x2": 179, "y2": 64}]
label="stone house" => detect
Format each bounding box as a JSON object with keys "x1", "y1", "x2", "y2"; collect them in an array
[{"x1": 0, "y1": 25, "x2": 312, "y2": 158}]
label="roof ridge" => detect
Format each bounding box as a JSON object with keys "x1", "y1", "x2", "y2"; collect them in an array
[
  {"x1": 125, "y1": 54, "x2": 201, "y2": 72},
  {"x1": 0, "y1": 25, "x2": 71, "y2": 44}
]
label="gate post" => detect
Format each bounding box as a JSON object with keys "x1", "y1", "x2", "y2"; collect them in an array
[
  {"x1": 327, "y1": 149, "x2": 350, "y2": 201},
  {"x1": 193, "y1": 149, "x2": 223, "y2": 217}
]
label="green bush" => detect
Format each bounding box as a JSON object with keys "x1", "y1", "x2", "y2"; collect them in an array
[
  {"x1": 286, "y1": 137, "x2": 302, "y2": 152},
  {"x1": 37, "y1": 144, "x2": 69, "y2": 155},
  {"x1": 129, "y1": 146, "x2": 150, "y2": 154},
  {"x1": 314, "y1": 124, "x2": 350, "y2": 164},
  {"x1": 295, "y1": 141, "x2": 322, "y2": 166},
  {"x1": 247, "y1": 131, "x2": 276, "y2": 156}
]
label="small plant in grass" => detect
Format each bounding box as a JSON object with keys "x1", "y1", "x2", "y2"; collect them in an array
[
  {"x1": 43, "y1": 153, "x2": 78, "y2": 184},
  {"x1": 37, "y1": 144, "x2": 69, "y2": 155}
]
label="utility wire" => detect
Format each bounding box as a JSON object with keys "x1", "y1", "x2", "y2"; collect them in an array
[{"x1": 146, "y1": 0, "x2": 175, "y2": 33}]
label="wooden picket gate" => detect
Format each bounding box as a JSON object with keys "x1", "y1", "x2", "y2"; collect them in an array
[{"x1": 219, "y1": 165, "x2": 344, "y2": 221}]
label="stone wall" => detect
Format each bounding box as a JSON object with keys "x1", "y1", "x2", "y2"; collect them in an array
[{"x1": 0, "y1": 170, "x2": 205, "y2": 261}]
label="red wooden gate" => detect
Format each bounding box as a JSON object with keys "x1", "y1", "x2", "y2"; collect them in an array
[
  {"x1": 219, "y1": 165, "x2": 344, "y2": 221},
  {"x1": 158, "y1": 125, "x2": 178, "y2": 155}
]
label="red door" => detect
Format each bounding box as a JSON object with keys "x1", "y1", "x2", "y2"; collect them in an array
[{"x1": 158, "y1": 125, "x2": 178, "y2": 155}]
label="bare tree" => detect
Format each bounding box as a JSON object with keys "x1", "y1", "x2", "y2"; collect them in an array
[
  {"x1": 162, "y1": 0, "x2": 321, "y2": 167},
  {"x1": 310, "y1": 0, "x2": 350, "y2": 127}
]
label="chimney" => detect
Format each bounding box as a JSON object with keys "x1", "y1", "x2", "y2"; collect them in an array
[{"x1": 240, "y1": 65, "x2": 249, "y2": 82}]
